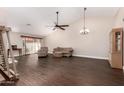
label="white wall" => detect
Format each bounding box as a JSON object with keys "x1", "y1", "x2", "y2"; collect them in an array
[
  {"x1": 114, "y1": 8, "x2": 124, "y2": 28},
  {"x1": 45, "y1": 17, "x2": 115, "y2": 59}
]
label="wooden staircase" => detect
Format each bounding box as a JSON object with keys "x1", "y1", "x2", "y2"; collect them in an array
[{"x1": 0, "y1": 26, "x2": 19, "y2": 85}]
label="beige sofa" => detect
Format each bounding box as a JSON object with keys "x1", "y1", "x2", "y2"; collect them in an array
[
  {"x1": 38, "y1": 47, "x2": 48, "y2": 58},
  {"x1": 53, "y1": 47, "x2": 73, "y2": 57}
]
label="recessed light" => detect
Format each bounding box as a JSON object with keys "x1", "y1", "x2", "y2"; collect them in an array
[
  {"x1": 122, "y1": 18, "x2": 124, "y2": 22},
  {"x1": 26, "y1": 24, "x2": 31, "y2": 26}
]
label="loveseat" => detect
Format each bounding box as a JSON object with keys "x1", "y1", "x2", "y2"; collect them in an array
[{"x1": 53, "y1": 47, "x2": 73, "y2": 57}]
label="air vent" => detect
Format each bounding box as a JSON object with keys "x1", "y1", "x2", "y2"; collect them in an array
[{"x1": 26, "y1": 24, "x2": 31, "y2": 26}]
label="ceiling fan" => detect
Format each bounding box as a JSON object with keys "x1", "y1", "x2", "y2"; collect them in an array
[{"x1": 48, "y1": 11, "x2": 69, "y2": 30}]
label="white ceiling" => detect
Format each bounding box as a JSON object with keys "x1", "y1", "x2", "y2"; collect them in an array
[{"x1": 0, "y1": 7, "x2": 119, "y2": 36}]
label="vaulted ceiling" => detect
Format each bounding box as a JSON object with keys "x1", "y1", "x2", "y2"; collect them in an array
[{"x1": 0, "y1": 7, "x2": 119, "y2": 36}]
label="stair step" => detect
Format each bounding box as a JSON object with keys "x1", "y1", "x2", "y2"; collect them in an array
[
  {"x1": 4, "y1": 70, "x2": 13, "y2": 78},
  {"x1": 0, "y1": 66, "x2": 14, "y2": 81},
  {"x1": 0, "y1": 74, "x2": 5, "y2": 81}
]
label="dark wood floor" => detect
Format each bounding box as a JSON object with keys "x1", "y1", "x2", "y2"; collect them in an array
[{"x1": 14, "y1": 54, "x2": 124, "y2": 86}]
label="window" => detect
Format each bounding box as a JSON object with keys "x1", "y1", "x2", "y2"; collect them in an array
[{"x1": 21, "y1": 36, "x2": 41, "y2": 55}]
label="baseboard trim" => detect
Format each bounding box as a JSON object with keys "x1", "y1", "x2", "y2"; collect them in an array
[
  {"x1": 48, "y1": 51, "x2": 108, "y2": 60},
  {"x1": 73, "y1": 54, "x2": 108, "y2": 60}
]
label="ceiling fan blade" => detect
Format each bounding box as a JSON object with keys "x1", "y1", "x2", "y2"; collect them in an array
[
  {"x1": 58, "y1": 25, "x2": 69, "y2": 27},
  {"x1": 58, "y1": 26, "x2": 65, "y2": 30}
]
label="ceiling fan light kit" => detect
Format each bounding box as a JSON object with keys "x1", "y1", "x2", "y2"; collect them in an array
[
  {"x1": 80, "y1": 27, "x2": 90, "y2": 34},
  {"x1": 80, "y1": 8, "x2": 90, "y2": 35}
]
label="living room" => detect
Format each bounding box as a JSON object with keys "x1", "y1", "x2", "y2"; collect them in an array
[
  {"x1": 1, "y1": 7, "x2": 118, "y2": 59},
  {"x1": 0, "y1": 7, "x2": 124, "y2": 86}
]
